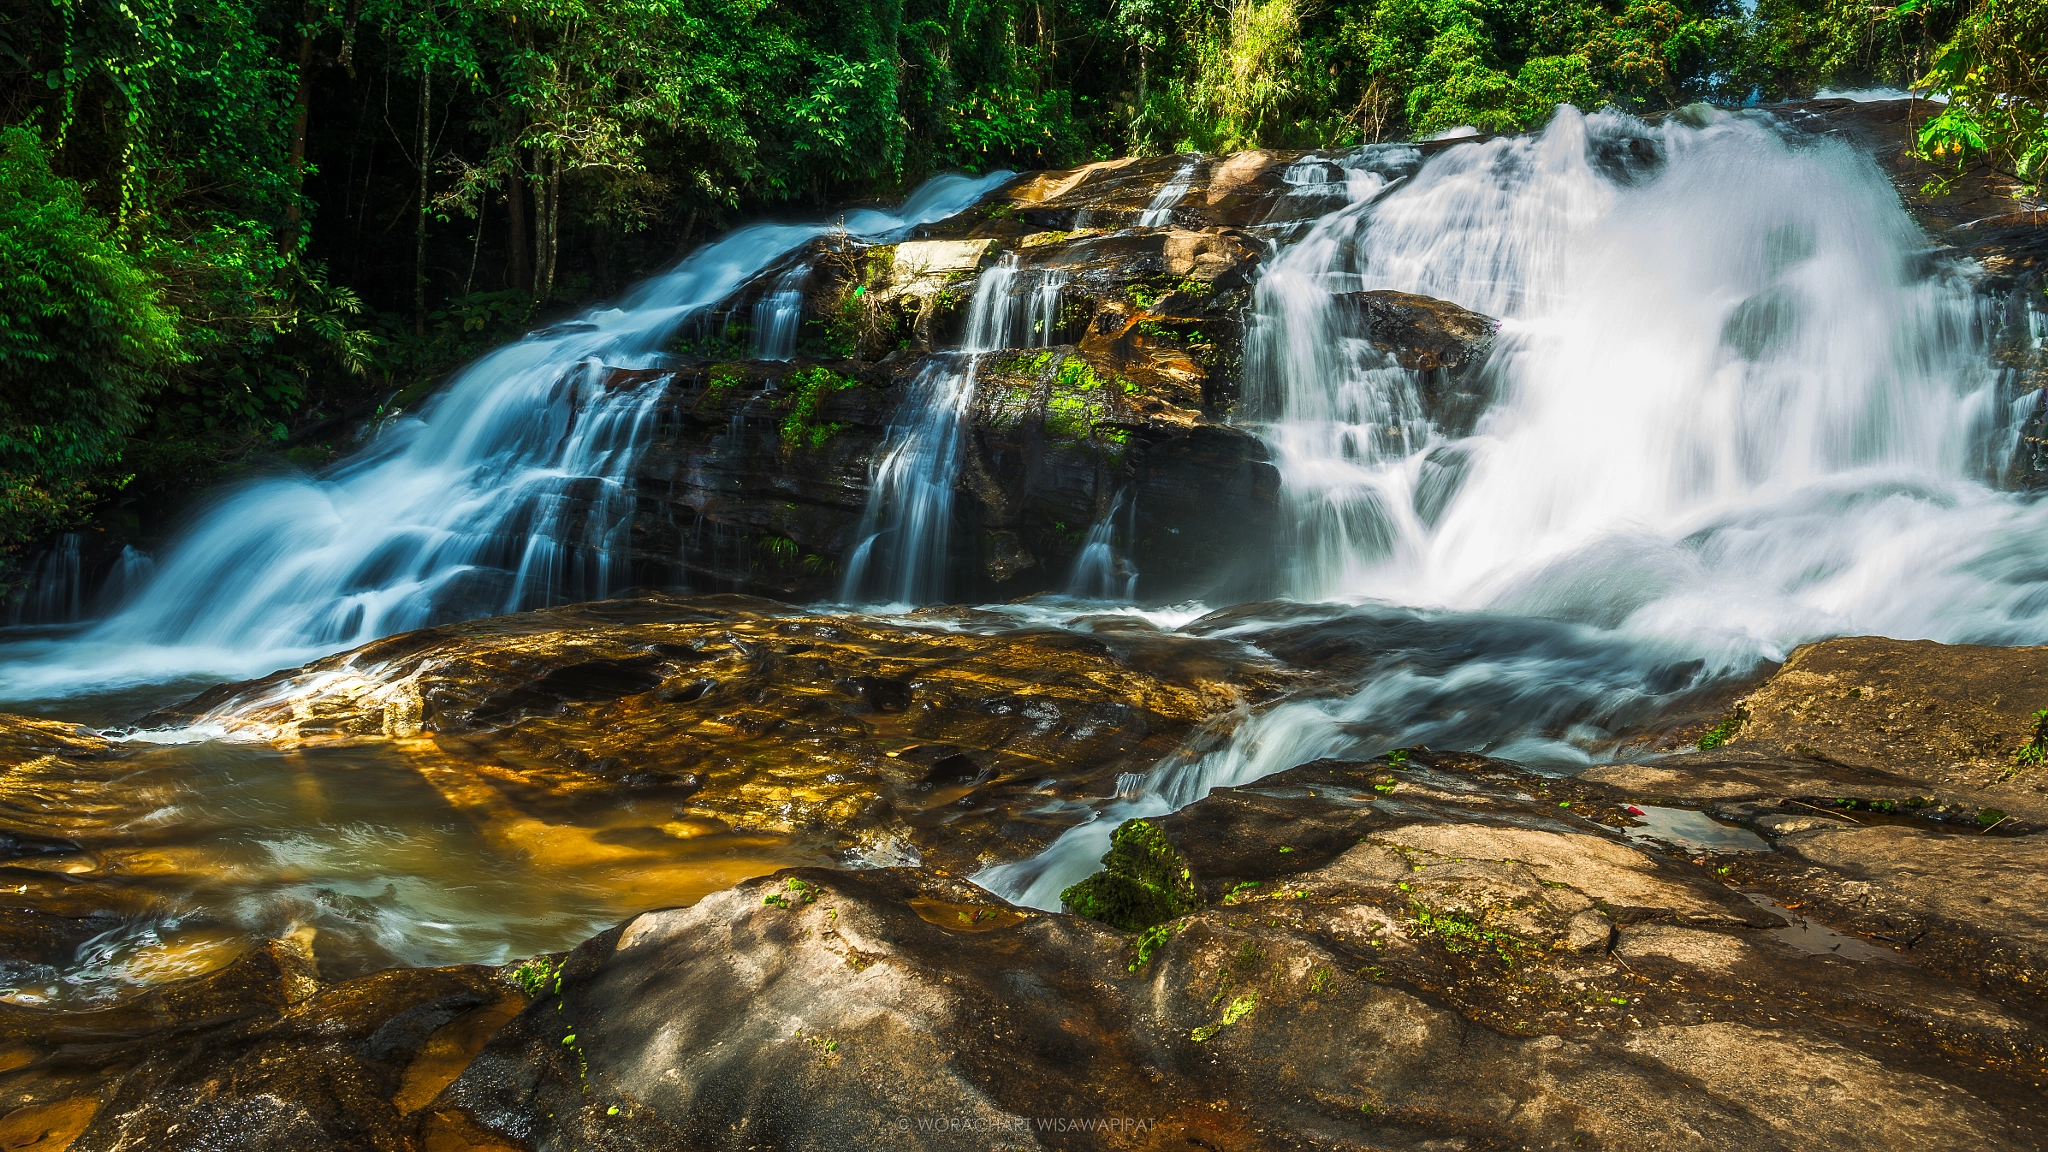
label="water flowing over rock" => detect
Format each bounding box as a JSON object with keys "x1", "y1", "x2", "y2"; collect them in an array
[
  {"x1": 3, "y1": 98, "x2": 2048, "y2": 1151},
  {"x1": 134, "y1": 594, "x2": 1301, "y2": 880}
]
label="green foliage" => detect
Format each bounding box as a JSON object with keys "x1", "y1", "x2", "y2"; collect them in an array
[
  {"x1": 2013, "y1": 708, "x2": 2048, "y2": 773},
  {"x1": 1060, "y1": 818, "x2": 1203, "y2": 930},
  {"x1": 0, "y1": 127, "x2": 180, "y2": 552},
  {"x1": 1899, "y1": 0, "x2": 2046, "y2": 193},
  {"x1": 1697, "y1": 706, "x2": 1747, "y2": 750},
  {"x1": 0, "y1": 0, "x2": 2020, "y2": 556},
  {"x1": 509, "y1": 955, "x2": 561, "y2": 997},
  {"x1": 778, "y1": 365, "x2": 858, "y2": 449},
  {"x1": 704, "y1": 364, "x2": 746, "y2": 404}
]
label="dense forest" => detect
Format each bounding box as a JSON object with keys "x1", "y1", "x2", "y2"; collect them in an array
[{"x1": 0, "y1": 0, "x2": 2040, "y2": 558}]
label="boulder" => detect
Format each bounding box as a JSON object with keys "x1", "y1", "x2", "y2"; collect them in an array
[
  {"x1": 426, "y1": 750, "x2": 2045, "y2": 1151},
  {"x1": 1659, "y1": 635, "x2": 2048, "y2": 822}
]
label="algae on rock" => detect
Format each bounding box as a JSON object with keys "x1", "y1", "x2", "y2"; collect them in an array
[{"x1": 1060, "y1": 817, "x2": 1203, "y2": 930}]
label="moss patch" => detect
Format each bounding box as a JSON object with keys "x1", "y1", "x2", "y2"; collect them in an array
[
  {"x1": 1697, "y1": 704, "x2": 1748, "y2": 751},
  {"x1": 1060, "y1": 818, "x2": 1202, "y2": 931},
  {"x1": 778, "y1": 366, "x2": 859, "y2": 449}
]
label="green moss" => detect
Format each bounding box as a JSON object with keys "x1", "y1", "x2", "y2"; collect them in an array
[
  {"x1": 778, "y1": 365, "x2": 859, "y2": 449},
  {"x1": 1405, "y1": 901, "x2": 1531, "y2": 966},
  {"x1": 703, "y1": 363, "x2": 745, "y2": 405},
  {"x1": 1697, "y1": 704, "x2": 1749, "y2": 751},
  {"x1": 1046, "y1": 355, "x2": 1114, "y2": 441},
  {"x1": 1127, "y1": 920, "x2": 1182, "y2": 973},
  {"x1": 1060, "y1": 818, "x2": 1202, "y2": 931},
  {"x1": 510, "y1": 956, "x2": 559, "y2": 998},
  {"x1": 1128, "y1": 282, "x2": 1167, "y2": 309},
  {"x1": 1191, "y1": 991, "x2": 1257, "y2": 1042}
]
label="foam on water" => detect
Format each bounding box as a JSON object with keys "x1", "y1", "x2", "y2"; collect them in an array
[
  {"x1": 0, "y1": 172, "x2": 1010, "y2": 699},
  {"x1": 980, "y1": 105, "x2": 2048, "y2": 908}
]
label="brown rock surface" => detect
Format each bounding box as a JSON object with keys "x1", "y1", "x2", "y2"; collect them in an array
[
  {"x1": 6, "y1": 630, "x2": 2048, "y2": 1148},
  {"x1": 145, "y1": 594, "x2": 1299, "y2": 876},
  {"x1": 1660, "y1": 636, "x2": 2048, "y2": 821},
  {"x1": 0, "y1": 935, "x2": 525, "y2": 1152},
  {"x1": 428, "y1": 751, "x2": 2046, "y2": 1151}
]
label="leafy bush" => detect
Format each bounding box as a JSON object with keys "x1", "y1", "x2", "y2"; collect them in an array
[
  {"x1": 0, "y1": 127, "x2": 181, "y2": 552},
  {"x1": 1903, "y1": 0, "x2": 2047, "y2": 192}
]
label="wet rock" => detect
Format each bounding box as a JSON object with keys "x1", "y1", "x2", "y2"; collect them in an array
[
  {"x1": 1342, "y1": 289, "x2": 1500, "y2": 374},
  {"x1": 145, "y1": 594, "x2": 1300, "y2": 877},
  {"x1": 629, "y1": 207, "x2": 1275, "y2": 602},
  {"x1": 1335, "y1": 289, "x2": 1501, "y2": 433},
  {"x1": 431, "y1": 749, "x2": 2045, "y2": 1151},
  {"x1": 1668, "y1": 635, "x2": 2048, "y2": 821},
  {"x1": 0, "y1": 932, "x2": 525, "y2": 1152}
]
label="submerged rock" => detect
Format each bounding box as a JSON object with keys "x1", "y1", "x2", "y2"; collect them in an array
[{"x1": 140, "y1": 594, "x2": 1300, "y2": 877}]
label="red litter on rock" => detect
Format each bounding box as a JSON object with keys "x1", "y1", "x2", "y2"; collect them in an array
[{"x1": 1626, "y1": 806, "x2": 1645, "y2": 816}]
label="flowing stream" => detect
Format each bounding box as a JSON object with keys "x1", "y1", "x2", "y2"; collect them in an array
[
  {"x1": 0, "y1": 172, "x2": 1009, "y2": 703},
  {"x1": 838, "y1": 255, "x2": 1066, "y2": 604},
  {"x1": 978, "y1": 105, "x2": 2047, "y2": 907},
  {"x1": 5, "y1": 104, "x2": 2046, "y2": 981}
]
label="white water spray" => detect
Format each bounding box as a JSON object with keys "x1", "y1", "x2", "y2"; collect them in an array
[
  {"x1": 982, "y1": 105, "x2": 2048, "y2": 909},
  {"x1": 1, "y1": 173, "x2": 1010, "y2": 697},
  {"x1": 1138, "y1": 159, "x2": 1199, "y2": 226},
  {"x1": 1065, "y1": 492, "x2": 1139, "y2": 600}
]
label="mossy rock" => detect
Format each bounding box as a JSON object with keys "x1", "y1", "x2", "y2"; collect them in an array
[{"x1": 1060, "y1": 818, "x2": 1201, "y2": 930}]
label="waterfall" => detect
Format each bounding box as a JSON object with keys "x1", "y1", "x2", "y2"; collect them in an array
[
  {"x1": 1257, "y1": 107, "x2": 2010, "y2": 629},
  {"x1": 1065, "y1": 492, "x2": 1138, "y2": 600},
  {"x1": 750, "y1": 264, "x2": 808, "y2": 360},
  {"x1": 9, "y1": 534, "x2": 82, "y2": 625},
  {"x1": 95, "y1": 546, "x2": 154, "y2": 615},
  {"x1": 1, "y1": 172, "x2": 1010, "y2": 696},
  {"x1": 1138, "y1": 159, "x2": 1198, "y2": 226},
  {"x1": 981, "y1": 104, "x2": 2047, "y2": 910},
  {"x1": 839, "y1": 255, "x2": 1062, "y2": 605}
]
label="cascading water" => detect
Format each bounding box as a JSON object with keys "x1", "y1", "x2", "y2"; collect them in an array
[
  {"x1": 750, "y1": 264, "x2": 808, "y2": 360},
  {"x1": 0, "y1": 172, "x2": 1009, "y2": 697},
  {"x1": 1138, "y1": 159, "x2": 1198, "y2": 226},
  {"x1": 9, "y1": 534, "x2": 82, "y2": 625},
  {"x1": 1065, "y1": 492, "x2": 1139, "y2": 600},
  {"x1": 980, "y1": 104, "x2": 2048, "y2": 909},
  {"x1": 838, "y1": 254, "x2": 1063, "y2": 604}
]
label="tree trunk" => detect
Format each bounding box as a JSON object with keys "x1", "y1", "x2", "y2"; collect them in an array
[
  {"x1": 531, "y1": 143, "x2": 546, "y2": 300},
  {"x1": 337, "y1": 0, "x2": 363, "y2": 75},
  {"x1": 414, "y1": 64, "x2": 431, "y2": 336},
  {"x1": 543, "y1": 155, "x2": 561, "y2": 301},
  {"x1": 506, "y1": 139, "x2": 530, "y2": 294}
]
